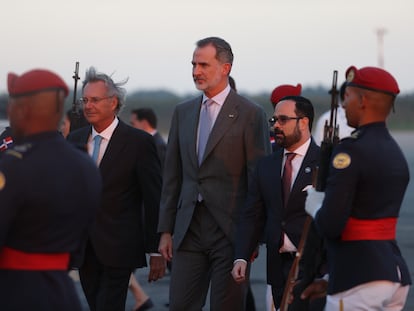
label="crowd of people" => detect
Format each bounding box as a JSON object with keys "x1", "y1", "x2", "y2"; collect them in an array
[{"x1": 0, "y1": 36, "x2": 411, "y2": 311}]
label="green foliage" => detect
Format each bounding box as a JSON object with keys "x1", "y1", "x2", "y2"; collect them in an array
[{"x1": 1, "y1": 89, "x2": 414, "y2": 134}]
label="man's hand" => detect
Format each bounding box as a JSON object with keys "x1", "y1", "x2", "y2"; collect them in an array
[
  {"x1": 148, "y1": 255, "x2": 166, "y2": 282},
  {"x1": 300, "y1": 278, "x2": 328, "y2": 301},
  {"x1": 286, "y1": 278, "x2": 328, "y2": 305},
  {"x1": 231, "y1": 260, "x2": 247, "y2": 283},
  {"x1": 305, "y1": 187, "x2": 325, "y2": 218},
  {"x1": 158, "y1": 232, "x2": 173, "y2": 261}
]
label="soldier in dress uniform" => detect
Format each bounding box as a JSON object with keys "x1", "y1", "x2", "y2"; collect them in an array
[
  {"x1": 0, "y1": 69, "x2": 102, "y2": 310},
  {"x1": 305, "y1": 66, "x2": 411, "y2": 310}
]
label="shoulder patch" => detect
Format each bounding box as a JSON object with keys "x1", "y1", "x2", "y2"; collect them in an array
[
  {"x1": 4, "y1": 143, "x2": 32, "y2": 159},
  {"x1": 0, "y1": 172, "x2": 5, "y2": 190},
  {"x1": 332, "y1": 152, "x2": 351, "y2": 169},
  {"x1": 350, "y1": 130, "x2": 360, "y2": 139},
  {"x1": 5, "y1": 150, "x2": 23, "y2": 159}
]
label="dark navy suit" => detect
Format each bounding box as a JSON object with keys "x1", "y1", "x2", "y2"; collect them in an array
[{"x1": 235, "y1": 139, "x2": 323, "y2": 309}]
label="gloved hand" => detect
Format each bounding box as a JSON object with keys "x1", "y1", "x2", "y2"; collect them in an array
[{"x1": 305, "y1": 187, "x2": 325, "y2": 218}]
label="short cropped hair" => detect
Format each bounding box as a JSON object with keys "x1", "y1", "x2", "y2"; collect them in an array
[
  {"x1": 131, "y1": 108, "x2": 158, "y2": 129},
  {"x1": 196, "y1": 37, "x2": 233, "y2": 65}
]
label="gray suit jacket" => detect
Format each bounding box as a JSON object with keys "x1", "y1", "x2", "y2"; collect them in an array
[{"x1": 157, "y1": 89, "x2": 271, "y2": 249}]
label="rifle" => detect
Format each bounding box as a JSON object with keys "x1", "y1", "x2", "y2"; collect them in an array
[
  {"x1": 316, "y1": 70, "x2": 339, "y2": 191},
  {"x1": 279, "y1": 71, "x2": 339, "y2": 310},
  {"x1": 69, "y1": 61, "x2": 82, "y2": 132},
  {"x1": 279, "y1": 216, "x2": 313, "y2": 311}
]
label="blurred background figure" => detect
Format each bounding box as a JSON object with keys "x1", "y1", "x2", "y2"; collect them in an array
[
  {"x1": 130, "y1": 107, "x2": 166, "y2": 171},
  {"x1": 61, "y1": 109, "x2": 89, "y2": 138},
  {"x1": 313, "y1": 81, "x2": 354, "y2": 145},
  {"x1": 129, "y1": 107, "x2": 168, "y2": 311}
]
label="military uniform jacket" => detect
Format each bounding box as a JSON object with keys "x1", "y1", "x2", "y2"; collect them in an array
[
  {"x1": 315, "y1": 122, "x2": 412, "y2": 294},
  {"x1": 0, "y1": 132, "x2": 102, "y2": 310}
]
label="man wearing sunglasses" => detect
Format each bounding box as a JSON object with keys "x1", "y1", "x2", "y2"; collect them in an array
[{"x1": 233, "y1": 95, "x2": 325, "y2": 310}]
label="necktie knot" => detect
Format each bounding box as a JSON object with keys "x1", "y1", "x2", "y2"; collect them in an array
[
  {"x1": 91, "y1": 135, "x2": 102, "y2": 164},
  {"x1": 285, "y1": 152, "x2": 296, "y2": 163}
]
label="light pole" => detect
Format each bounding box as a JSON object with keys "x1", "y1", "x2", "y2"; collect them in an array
[{"x1": 375, "y1": 28, "x2": 387, "y2": 68}]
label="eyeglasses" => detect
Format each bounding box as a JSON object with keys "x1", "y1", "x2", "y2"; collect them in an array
[
  {"x1": 79, "y1": 95, "x2": 114, "y2": 106},
  {"x1": 268, "y1": 115, "x2": 303, "y2": 126}
]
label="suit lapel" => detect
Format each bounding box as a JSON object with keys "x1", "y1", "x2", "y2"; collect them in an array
[
  {"x1": 201, "y1": 91, "x2": 238, "y2": 163},
  {"x1": 188, "y1": 97, "x2": 203, "y2": 168},
  {"x1": 291, "y1": 140, "x2": 319, "y2": 195},
  {"x1": 99, "y1": 121, "x2": 127, "y2": 171}
]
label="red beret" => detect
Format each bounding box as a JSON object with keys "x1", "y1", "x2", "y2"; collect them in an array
[
  {"x1": 270, "y1": 84, "x2": 302, "y2": 106},
  {"x1": 345, "y1": 66, "x2": 399, "y2": 96},
  {"x1": 8, "y1": 69, "x2": 69, "y2": 98}
]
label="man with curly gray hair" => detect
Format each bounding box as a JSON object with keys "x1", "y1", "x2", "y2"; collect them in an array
[{"x1": 67, "y1": 67, "x2": 165, "y2": 311}]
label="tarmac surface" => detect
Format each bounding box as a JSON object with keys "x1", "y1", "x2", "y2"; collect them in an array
[{"x1": 73, "y1": 131, "x2": 414, "y2": 310}]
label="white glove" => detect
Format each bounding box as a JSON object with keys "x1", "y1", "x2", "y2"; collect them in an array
[{"x1": 305, "y1": 187, "x2": 325, "y2": 218}]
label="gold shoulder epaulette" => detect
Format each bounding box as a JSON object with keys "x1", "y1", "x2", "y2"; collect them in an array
[
  {"x1": 5, "y1": 149, "x2": 23, "y2": 159},
  {"x1": 5, "y1": 143, "x2": 32, "y2": 159},
  {"x1": 350, "y1": 130, "x2": 360, "y2": 139}
]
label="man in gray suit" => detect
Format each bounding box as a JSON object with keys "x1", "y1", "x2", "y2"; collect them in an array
[{"x1": 158, "y1": 37, "x2": 271, "y2": 310}]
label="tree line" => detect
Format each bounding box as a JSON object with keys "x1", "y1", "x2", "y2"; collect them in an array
[{"x1": 1, "y1": 88, "x2": 413, "y2": 136}]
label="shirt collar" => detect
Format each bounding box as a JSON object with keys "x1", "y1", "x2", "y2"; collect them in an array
[
  {"x1": 202, "y1": 84, "x2": 231, "y2": 107},
  {"x1": 92, "y1": 117, "x2": 119, "y2": 141},
  {"x1": 284, "y1": 138, "x2": 311, "y2": 158}
]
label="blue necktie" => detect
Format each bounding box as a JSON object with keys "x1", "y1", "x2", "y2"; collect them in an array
[
  {"x1": 198, "y1": 99, "x2": 214, "y2": 164},
  {"x1": 91, "y1": 135, "x2": 102, "y2": 164}
]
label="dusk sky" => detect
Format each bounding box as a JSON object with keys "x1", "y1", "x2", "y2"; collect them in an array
[{"x1": 1, "y1": 0, "x2": 413, "y2": 95}]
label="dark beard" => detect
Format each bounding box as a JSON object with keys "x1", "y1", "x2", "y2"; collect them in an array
[{"x1": 274, "y1": 124, "x2": 302, "y2": 149}]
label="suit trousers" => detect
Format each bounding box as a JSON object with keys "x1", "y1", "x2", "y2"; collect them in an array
[
  {"x1": 272, "y1": 252, "x2": 295, "y2": 309},
  {"x1": 169, "y1": 201, "x2": 248, "y2": 311},
  {"x1": 79, "y1": 240, "x2": 133, "y2": 311}
]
